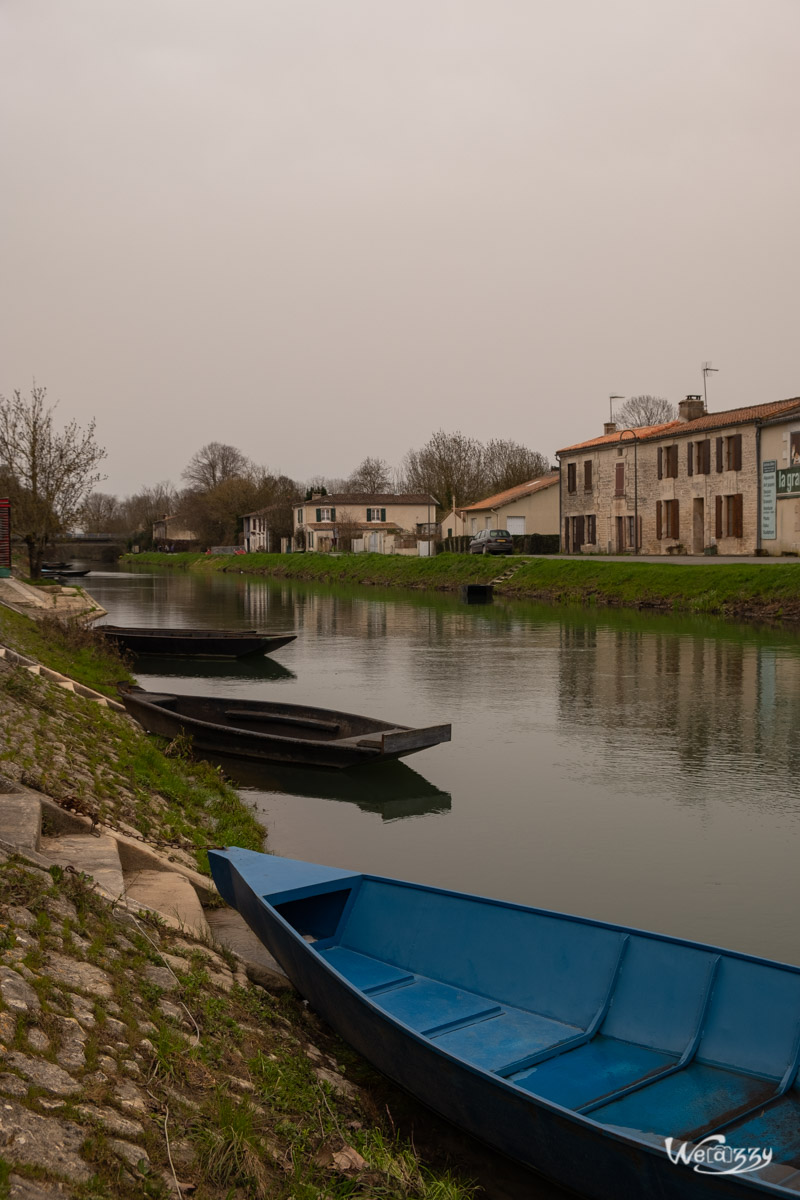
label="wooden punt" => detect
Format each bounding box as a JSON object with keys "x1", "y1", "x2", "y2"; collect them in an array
[
  {"x1": 100, "y1": 626, "x2": 296, "y2": 659},
  {"x1": 209, "y1": 848, "x2": 800, "y2": 1199},
  {"x1": 120, "y1": 687, "x2": 451, "y2": 768}
]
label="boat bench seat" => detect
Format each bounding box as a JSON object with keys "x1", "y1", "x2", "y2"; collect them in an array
[{"x1": 317, "y1": 945, "x2": 582, "y2": 1054}]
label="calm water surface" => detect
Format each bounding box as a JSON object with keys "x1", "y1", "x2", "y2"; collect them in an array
[{"x1": 88, "y1": 566, "x2": 800, "y2": 967}]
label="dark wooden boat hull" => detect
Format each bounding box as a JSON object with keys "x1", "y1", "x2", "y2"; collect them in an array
[
  {"x1": 120, "y1": 688, "x2": 451, "y2": 768},
  {"x1": 41, "y1": 567, "x2": 91, "y2": 577},
  {"x1": 101, "y1": 626, "x2": 296, "y2": 659},
  {"x1": 208, "y1": 849, "x2": 800, "y2": 1200}
]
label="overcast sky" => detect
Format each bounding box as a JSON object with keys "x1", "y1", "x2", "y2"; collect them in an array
[{"x1": 2, "y1": 1, "x2": 798, "y2": 496}]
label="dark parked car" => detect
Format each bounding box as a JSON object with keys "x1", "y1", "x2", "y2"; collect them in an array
[{"x1": 468, "y1": 529, "x2": 514, "y2": 555}]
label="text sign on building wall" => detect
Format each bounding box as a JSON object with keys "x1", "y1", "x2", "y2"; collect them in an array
[
  {"x1": 762, "y1": 462, "x2": 777, "y2": 540},
  {"x1": 0, "y1": 499, "x2": 10, "y2": 571},
  {"x1": 776, "y1": 466, "x2": 800, "y2": 497}
]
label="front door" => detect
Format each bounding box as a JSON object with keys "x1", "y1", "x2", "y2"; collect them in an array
[{"x1": 693, "y1": 498, "x2": 704, "y2": 554}]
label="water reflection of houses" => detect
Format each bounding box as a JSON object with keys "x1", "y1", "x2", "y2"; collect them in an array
[{"x1": 556, "y1": 623, "x2": 800, "y2": 778}]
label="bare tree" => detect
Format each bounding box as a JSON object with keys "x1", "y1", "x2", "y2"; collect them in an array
[
  {"x1": 615, "y1": 395, "x2": 676, "y2": 428},
  {"x1": 80, "y1": 491, "x2": 125, "y2": 534},
  {"x1": 347, "y1": 457, "x2": 393, "y2": 493},
  {"x1": 182, "y1": 442, "x2": 251, "y2": 491},
  {"x1": 403, "y1": 430, "x2": 484, "y2": 512},
  {"x1": 121, "y1": 482, "x2": 178, "y2": 542},
  {"x1": 332, "y1": 508, "x2": 361, "y2": 552},
  {"x1": 0, "y1": 385, "x2": 106, "y2": 577},
  {"x1": 482, "y1": 440, "x2": 550, "y2": 494}
]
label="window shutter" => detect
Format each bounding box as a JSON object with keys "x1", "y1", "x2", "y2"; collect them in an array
[
  {"x1": 657, "y1": 447, "x2": 663, "y2": 479},
  {"x1": 687, "y1": 442, "x2": 694, "y2": 476},
  {"x1": 564, "y1": 517, "x2": 570, "y2": 552},
  {"x1": 576, "y1": 516, "x2": 585, "y2": 547},
  {"x1": 584, "y1": 461, "x2": 592, "y2": 490},
  {"x1": 702, "y1": 440, "x2": 711, "y2": 474},
  {"x1": 732, "y1": 434, "x2": 742, "y2": 471},
  {"x1": 615, "y1": 463, "x2": 624, "y2": 495},
  {"x1": 330, "y1": 508, "x2": 336, "y2": 521},
  {"x1": 734, "y1": 494, "x2": 744, "y2": 538},
  {"x1": 656, "y1": 501, "x2": 662, "y2": 540},
  {"x1": 715, "y1": 495, "x2": 723, "y2": 537},
  {"x1": 671, "y1": 445, "x2": 679, "y2": 477},
  {"x1": 673, "y1": 500, "x2": 680, "y2": 540},
  {"x1": 381, "y1": 508, "x2": 386, "y2": 522},
  {"x1": 716, "y1": 438, "x2": 723, "y2": 472},
  {"x1": 316, "y1": 508, "x2": 321, "y2": 522}
]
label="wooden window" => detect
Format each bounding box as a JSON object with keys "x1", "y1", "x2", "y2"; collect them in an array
[
  {"x1": 716, "y1": 437, "x2": 724, "y2": 473},
  {"x1": 656, "y1": 501, "x2": 662, "y2": 539},
  {"x1": 317, "y1": 507, "x2": 336, "y2": 522},
  {"x1": 698, "y1": 440, "x2": 711, "y2": 474},
  {"x1": 567, "y1": 463, "x2": 577, "y2": 493},
  {"x1": 665, "y1": 445, "x2": 679, "y2": 478},
  {"x1": 574, "y1": 516, "x2": 585, "y2": 547},
  {"x1": 715, "y1": 494, "x2": 723, "y2": 538},
  {"x1": 564, "y1": 517, "x2": 570, "y2": 552},
  {"x1": 658, "y1": 447, "x2": 663, "y2": 480},
  {"x1": 687, "y1": 442, "x2": 694, "y2": 476},
  {"x1": 584, "y1": 461, "x2": 593, "y2": 491},
  {"x1": 719, "y1": 493, "x2": 744, "y2": 537},
  {"x1": 366, "y1": 507, "x2": 386, "y2": 522},
  {"x1": 726, "y1": 433, "x2": 743, "y2": 471},
  {"x1": 626, "y1": 516, "x2": 635, "y2": 546},
  {"x1": 664, "y1": 499, "x2": 680, "y2": 539},
  {"x1": 615, "y1": 463, "x2": 625, "y2": 495},
  {"x1": 586, "y1": 515, "x2": 596, "y2": 544}
]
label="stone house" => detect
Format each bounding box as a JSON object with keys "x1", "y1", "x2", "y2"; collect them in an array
[
  {"x1": 557, "y1": 395, "x2": 800, "y2": 556},
  {"x1": 439, "y1": 474, "x2": 560, "y2": 539},
  {"x1": 292, "y1": 494, "x2": 440, "y2": 554},
  {"x1": 151, "y1": 515, "x2": 198, "y2": 550}
]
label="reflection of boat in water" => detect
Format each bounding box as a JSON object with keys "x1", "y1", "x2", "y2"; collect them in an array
[
  {"x1": 131, "y1": 653, "x2": 296, "y2": 683},
  {"x1": 202, "y1": 754, "x2": 452, "y2": 821}
]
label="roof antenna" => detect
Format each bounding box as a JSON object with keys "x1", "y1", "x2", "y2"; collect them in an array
[{"x1": 702, "y1": 362, "x2": 718, "y2": 409}]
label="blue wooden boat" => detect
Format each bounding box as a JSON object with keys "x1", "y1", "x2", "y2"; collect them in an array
[{"x1": 209, "y1": 848, "x2": 800, "y2": 1199}]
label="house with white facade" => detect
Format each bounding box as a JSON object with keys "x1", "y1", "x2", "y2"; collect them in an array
[{"x1": 293, "y1": 493, "x2": 440, "y2": 554}]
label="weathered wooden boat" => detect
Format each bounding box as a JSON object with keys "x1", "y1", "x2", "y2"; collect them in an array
[
  {"x1": 208, "y1": 848, "x2": 800, "y2": 1199},
  {"x1": 100, "y1": 626, "x2": 296, "y2": 659},
  {"x1": 41, "y1": 566, "x2": 91, "y2": 577},
  {"x1": 120, "y1": 688, "x2": 451, "y2": 768}
]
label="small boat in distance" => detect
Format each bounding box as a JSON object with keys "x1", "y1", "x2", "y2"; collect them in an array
[
  {"x1": 209, "y1": 848, "x2": 800, "y2": 1200},
  {"x1": 41, "y1": 565, "x2": 91, "y2": 577},
  {"x1": 100, "y1": 626, "x2": 296, "y2": 659},
  {"x1": 120, "y1": 687, "x2": 451, "y2": 769}
]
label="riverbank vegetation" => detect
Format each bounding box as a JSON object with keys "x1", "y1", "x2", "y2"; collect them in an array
[
  {"x1": 0, "y1": 607, "x2": 480, "y2": 1198},
  {"x1": 125, "y1": 550, "x2": 800, "y2": 621}
]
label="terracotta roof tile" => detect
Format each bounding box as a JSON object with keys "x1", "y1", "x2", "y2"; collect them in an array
[
  {"x1": 558, "y1": 397, "x2": 800, "y2": 454},
  {"x1": 459, "y1": 474, "x2": 559, "y2": 512}
]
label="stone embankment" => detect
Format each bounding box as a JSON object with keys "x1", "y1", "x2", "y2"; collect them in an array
[{"x1": 0, "y1": 578, "x2": 475, "y2": 1199}]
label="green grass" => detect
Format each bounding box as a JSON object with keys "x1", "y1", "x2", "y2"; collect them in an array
[
  {"x1": 124, "y1": 550, "x2": 800, "y2": 619},
  {"x1": 0, "y1": 606, "x2": 135, "y2": 697}
]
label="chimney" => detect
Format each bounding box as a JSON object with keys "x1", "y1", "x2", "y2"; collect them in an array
[
  {"x1": 604, "y1": 422, "x2": 617, "y2": 436},
  {"x1": 678, "y1": 395, "x2": 705, "y2": 422}
]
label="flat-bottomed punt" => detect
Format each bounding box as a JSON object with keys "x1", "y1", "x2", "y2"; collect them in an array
[
  {"x1": 209, "y1": 848, "x2": 800, "y2": 1199},
  {"x1": 101, "y1": 626, "x2": 296, "y2": 658},
  {"x1": 120, "y1": 688, "x2": 451, "y2": 768}
]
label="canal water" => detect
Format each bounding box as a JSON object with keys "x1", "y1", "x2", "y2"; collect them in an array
[{"x1": 87, "y1": 565, "x2": 800, "y2": 968}]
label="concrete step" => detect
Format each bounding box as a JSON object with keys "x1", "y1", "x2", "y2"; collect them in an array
[
  {"x1": 123, "y1": 869, "x2": 210, "y2": 939},
  {"x1": 205, "y1": 907, "x2": 290, "y2": 989},
  {"x1": 0, "y1": 794, "x2": 42, "y2": 853},
  {"x1": 40, "y1": 834, "x2": 125, "y2": 900}
]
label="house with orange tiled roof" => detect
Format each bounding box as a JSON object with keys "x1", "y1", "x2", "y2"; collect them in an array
[
  {"x1": 439, "y1": 473, "x2": 560, "y2": 541},
  {"x1": 556, "y1": 394, "x2": 800, "y2": 556}
]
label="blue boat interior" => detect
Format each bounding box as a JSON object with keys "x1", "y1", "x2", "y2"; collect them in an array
[{"x1": 212, "y1": 850, "x2": 800, "y2": 1187}]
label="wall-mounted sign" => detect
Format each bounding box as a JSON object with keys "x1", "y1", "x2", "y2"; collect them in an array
[
  {"x1": 776, "y1": 466, "x2": 800, "y2": 497},
  {"x1": 0, "y1": 499, "x2": 10, "y2": 573},
  {"x1": 762, "y1": 461, "x2": 777, "y2": 540}
]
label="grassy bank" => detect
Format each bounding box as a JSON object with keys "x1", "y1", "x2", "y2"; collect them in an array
[
  {"x1": 0, "y1": 606, "x2": 480, "y2": 1198},
  {"x1": 125, "y1": 551, "x2": 800, "y2": 620}
]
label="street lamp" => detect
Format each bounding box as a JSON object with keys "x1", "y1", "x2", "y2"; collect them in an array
[{"x1": 619, "y1": 429, "x2": 639, "y2": 554}]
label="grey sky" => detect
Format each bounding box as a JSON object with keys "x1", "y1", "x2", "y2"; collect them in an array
[{"x1": 2, "y1": 1, "x2": 798, "y2": 496}]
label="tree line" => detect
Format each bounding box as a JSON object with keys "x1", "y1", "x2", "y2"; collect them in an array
[{"x1": 0, "y1": 382, "x2": 674, "y2": 575}]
